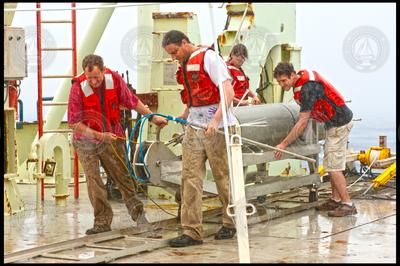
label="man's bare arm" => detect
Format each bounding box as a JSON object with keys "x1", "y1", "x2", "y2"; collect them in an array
[
  {"x1": 274, "y1": 112, "x2": 310, "y2": 159},
  {"x1": 207, "y1": 79, "x2": 234, "y2": 134}
]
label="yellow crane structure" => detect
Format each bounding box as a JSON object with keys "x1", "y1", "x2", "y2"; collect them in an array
[{"x1": 371, "y1": 162, "x2": 396, "y2": 189}]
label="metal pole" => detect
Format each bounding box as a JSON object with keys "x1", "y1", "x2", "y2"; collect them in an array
[
  {"x1": 71, "y1": 2, "x2": 79, "y2": 199},
  {"x1": 187, "y1": 121, "x2": 317, "y2": 164},
  {"x1": 208, "y1": 4, "x2": 251, "y2": 263},
  {"x1": 36, "y1": 2, "x2": 44, "y2": 201},
  {"x1": 240, "y1": 137, "x2": 317, "y2": 164}
]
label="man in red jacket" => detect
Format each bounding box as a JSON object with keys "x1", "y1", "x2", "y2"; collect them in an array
[
  {"x1": 273, "y1": 61, "x2": 357, "y2": 217},
  {"x1": 68, "y1": 54, "x2": 167, "y2": 235}
]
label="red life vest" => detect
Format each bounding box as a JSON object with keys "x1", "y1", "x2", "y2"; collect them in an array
[
  {"x1": 176, "y1": 66, "x2": 189, "y2": 105},
  {"x1": 72, "y1": 67, "x2": 121, "y2": 132},
  {"x1": 293, "y1": 69, "x2": 345, "y2": 122},
  {"x1": 226, "y1": 62, "x2": 250, "y2": 100},
  {"x1": 177, "y1": 47, "x2": 220, "y2": 107}
]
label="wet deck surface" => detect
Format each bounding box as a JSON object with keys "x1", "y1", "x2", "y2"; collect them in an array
[{"x1": 4, "y1": 180, "x2": 396, "y2": 263}]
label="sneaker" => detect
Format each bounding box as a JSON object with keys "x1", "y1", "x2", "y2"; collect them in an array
[
  {"x1": 328, "y1": 203, "x2": 358, "y2": 217},
  {"x1": 315, "y1": 199, "x2": 341, "y2": 211},
  {"x1": 214, "y1": 226, "x2": 236, "y2": 240},
  {"x1": 168, "y1": 234, "x2": 203, "y2": 248},
  {"x1": 85, "y1": 225, "x2": 111, "y2": 235}
]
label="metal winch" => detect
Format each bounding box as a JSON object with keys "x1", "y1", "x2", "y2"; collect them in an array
[{"x1": 132, "y1": 103, "x2": 326, "y2": 202}]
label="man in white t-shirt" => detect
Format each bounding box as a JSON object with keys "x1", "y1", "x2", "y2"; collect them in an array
[{"x1": 162, "y1": 30, "x2": 237, "y2": 247}]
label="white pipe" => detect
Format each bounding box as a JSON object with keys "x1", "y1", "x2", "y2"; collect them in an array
[
  {"x1": 373, "y1": 156, "x2": 396, "y2": 168},
  {"x1": 31, "y1": 141, "x2": 42, "y2": 209},
  {"x1": 136, "y1": 4, "x2": 160, "y2": 141},
  {"x1": 44, "y1": 3, "x2": 116, "y2": 131},
  {"x1": 208, "y1": 4, "x2": 251, "y2": 263},
  {"x1": 227, "y1": 134, "x2": 255, "y2": 263},
  {"x1": 137, "y1": 4, "x2": 160, "y2": 93}
]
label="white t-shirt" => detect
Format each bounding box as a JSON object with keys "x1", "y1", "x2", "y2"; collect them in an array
[{"x1": 187, "y1": 49, "x2": 238, "y2": 128}]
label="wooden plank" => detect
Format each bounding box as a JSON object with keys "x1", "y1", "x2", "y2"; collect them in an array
[
  {"x1": 84, "y1": 226, "x2": 220, "y2": 263},
  {"x1": 4, "y1": 234, "x2": 124, "y2": 263},
  {"x1": 83, "y1": 240, "x2": 168, "y2": 263},
  {"x1": 5, "y1": 207, "x2": 222, "y2": 263},
  {"x1": 41, "y1": 253, "x2": 81, "y2": 261},
  {"x1": 84, "y1": 244, "x2": 125, "y2": 250}
]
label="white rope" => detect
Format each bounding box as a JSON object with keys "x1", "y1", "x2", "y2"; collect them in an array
[
  {"x1": 230, "y1": 3, "x2": 249, "y2": 47},
  {"x1": 239, "y1": 121, "x2": 269, "y2": 127},
  {"x1": 4, "y1": 3, "x2": 163, "y2": 12},
  {"x1": 347, "y1": 155, "x2": 379, "y2": 189},
  {"x1": 233, "y1": 89, "x2": 250, "y2": 114}
]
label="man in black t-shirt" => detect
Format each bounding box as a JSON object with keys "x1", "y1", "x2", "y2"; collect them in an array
[{"x1": 272, "y1": 62, "x2": 357, "y2": 217}]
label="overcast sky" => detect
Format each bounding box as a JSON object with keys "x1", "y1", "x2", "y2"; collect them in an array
[{"x1": 9, "y1": 3, "x2": 396, "y2": 148}]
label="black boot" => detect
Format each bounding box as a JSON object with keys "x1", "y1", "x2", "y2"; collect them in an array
[
  {"x1": 168, "y1": 234, "x2": 203, "y2": 247},
  {"x1": 214, "y1": 226, "x2": 236, "y2": 240}
]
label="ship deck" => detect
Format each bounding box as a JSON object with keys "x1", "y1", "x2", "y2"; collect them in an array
[{"x1": 4, "y1": 175, "x2": 396, "y2": 263}]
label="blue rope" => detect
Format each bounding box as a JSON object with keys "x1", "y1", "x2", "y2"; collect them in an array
[
  {"x1": 125, "y1": 116, "x2": 147, "y2": 183},
  {"x1": 125, "y1": 113, "x2": 187, "y2": 184}
]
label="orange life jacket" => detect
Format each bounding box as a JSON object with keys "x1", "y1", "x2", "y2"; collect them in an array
[
  {"x1": 177, "y1": 47, "x2": 221, "y2": 107},
  {"x1": 293, "y1": 69, "x2": 345, "y2": 122},
  {"x1": 72, "y1": 67, "x2": 121, "y2": 132},
  {"x1": 226, "y1": 62, "x2": 250, "y2": 100}
]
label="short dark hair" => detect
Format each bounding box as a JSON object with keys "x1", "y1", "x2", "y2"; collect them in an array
[
  {"x1": 82, "y1": 54, "x2": 104, "y2": 72},
  {"x1": 230, "y1": 43, "x2": 248, "y2": 59},
  {"x1": 273, "y1": 62, "x2": 296, "y2": 78},
  {"x1": 162, "y1": 30, "x2": 190, "y2": 47}
]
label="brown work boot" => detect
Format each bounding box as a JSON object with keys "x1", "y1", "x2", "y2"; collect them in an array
[
  {"x1": 328, "y1": 203, "x2": 358, "y2": 217},
  {"x1": 315, "y1": 199, "x2": 341, "y2": 211},
  {"x1": 126, "y1": 196, "x2": 144, "y2": 221},
  {"x1": 85, "y1": 224, "x2": 111, "y2": 235}
]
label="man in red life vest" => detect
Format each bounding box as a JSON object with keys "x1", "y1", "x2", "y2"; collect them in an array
[
  {"x1": 163, "y1": 30, "x2": 237, "y2": 247},
  {"x1": 68, "y1": 54, "x2": 168, "y2": 235},
  {"x1": 273, "y1": 61, "x2": 357, "y2": 217},
  {"x1": 226, "y1": 44, "x2": 261, "y2": 106}
]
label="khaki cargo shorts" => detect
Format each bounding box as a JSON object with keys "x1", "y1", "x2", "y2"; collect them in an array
[{"x1": 323, "y1": 121, "x2": 353, "y2": 172}]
